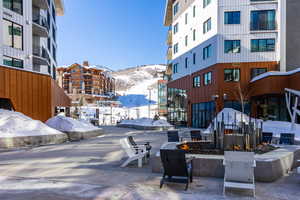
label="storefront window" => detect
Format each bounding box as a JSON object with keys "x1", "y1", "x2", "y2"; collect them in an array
[
  {"x1": 167, "y1": 88, "x2": 187, "y2": 126},
  {"x1": 192, "y1": 101, "x2": 215, "y2": 128}
]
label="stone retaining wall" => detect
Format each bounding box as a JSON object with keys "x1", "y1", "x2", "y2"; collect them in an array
[
  {"x1": 65, "y1": 129, "x2": 104, "y2": 141},
  {"x1": 0, "y1": 134, "x2": 68, "y2": 149},
  {"x1": 117, "y1": 124, "x2": 173, "y2": 131}
]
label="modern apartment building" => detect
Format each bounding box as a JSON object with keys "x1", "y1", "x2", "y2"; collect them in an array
[
  {"x1": 56, "y1": 62, "x2": 116, "y2": 104},
  {"x1": 164, "y1": 0, "x2": 300, "y2": 127},
  {"x1": 0, "y1": 0, "x2": 70, "y2": 122}
]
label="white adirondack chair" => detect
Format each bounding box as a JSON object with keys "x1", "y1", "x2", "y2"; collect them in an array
[
  {"x1": 120, "y1": 138, "x2": 147, "y2": 168},
  {"x1": 223, "y1": 151, "x2": 256, "y2": 197}
]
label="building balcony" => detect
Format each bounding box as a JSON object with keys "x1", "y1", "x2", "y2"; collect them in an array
[
  {"x1": 32, "y1": 14, "x2": 49, "y2": 38},
  {"x1": 33, "y1": 46, "x2": 50, "y2": 66},
  {"x1": 166, "y1": 29, "x2": 172, "y2": 46},
  {"x1": 166, "y1": 47, "x2": 172, "y2": 61},
  {"x1": 32, "y1": 0, "x2": 50, "y2": 10}
]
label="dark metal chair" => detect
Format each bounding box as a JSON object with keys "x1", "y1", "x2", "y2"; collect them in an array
[
  {"x1": 279, "y1": 133, "x2": 295, "y2": 145},
  {"x1": 190, "y1": 130, "x2": 202, "y2": 141},
  {"x1": 128, "y1": 136, "x2": 152, "y2": 157},
  {"x1": 167, "y1": 131, "x2": 180, "y2": 142},
  {"x1": 160, "y1": 149, "x2": 193, "y2": 190},
  {"x1": 262, "y1": 132, "x2": 273, "y2": 144}
]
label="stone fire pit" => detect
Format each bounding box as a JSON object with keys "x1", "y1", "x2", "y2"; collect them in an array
[{"x1": 151, "y1": 142, "x2": 300, "y2": 182}]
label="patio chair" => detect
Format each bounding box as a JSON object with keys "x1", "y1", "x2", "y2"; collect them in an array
[
  {"x1": 262, "y1": 132, "x2": 273, "y2": 144},
  {"x1": 223, "y1": 151, "x2": 256, "y2": 197},
  {"x1": 160, "y1": 149, "x2": 193, "y2": 190},
  {"x1": 167, "y1": 131, "x2": 180, "y2": 142},
  {"x1": 279, "y1": 133, "x2": 295, "y2": 145},
  {"x1": 128, "y1": 136, "x2": 152, "y2": 157},
  {"x1": 119, "y1": 138, "x2": 147, "y2": 168},
  {"x1": 190, "y1": 130, "x2": 202, "y2": 141}
]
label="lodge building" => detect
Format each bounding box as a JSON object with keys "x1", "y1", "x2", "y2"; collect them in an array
[{"x1": 164, "y1": 0, "x2": 300, "y2": 128}]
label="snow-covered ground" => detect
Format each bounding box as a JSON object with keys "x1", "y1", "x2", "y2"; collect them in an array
[
  {"x1": 119, "y1": 118, "x2": 172, "y2": 127},
  {"x1": 46, "y1": 115, "x2": 100, "y2": 132},
  {"x1": 0, "y1": 109, "x2": 64, "y2": 138}
]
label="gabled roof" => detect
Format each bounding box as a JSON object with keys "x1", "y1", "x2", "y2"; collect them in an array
[{"x1": 164, "y1": 0, "x2": 174, "y2": 26}]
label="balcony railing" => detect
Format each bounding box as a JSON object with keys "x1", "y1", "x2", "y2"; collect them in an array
[
  {"x1": 33, "y1": 14, "x2": 50, "y2": 31},
  {"x1": 33, "y1": 46, "x2": 50, "y2": 65},
  {"x1": 166, "y1": 47, "x2": 172, "y2": 61},
  {"x1": 166, "y1": 29, "x2": 172, "y2": 46},
  {"x1": 250, "y1": 21, "x2": 277, "y2": 31}
]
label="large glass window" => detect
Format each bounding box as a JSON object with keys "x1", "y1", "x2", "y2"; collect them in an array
[
  {"x1": 224, "y1": 11, "x2": 240, "y2": 24},
  {"x1": 203, "y1": 0, "x2": 211, "y2": 8},
  {"x1": 3, "y1": 0, "x2": 23, "y2": 15},
  {"x1": 251, "y1": 68, "x2": 267, "y2": 79},
  {"x1": 167, "y1": 88, "x2": 188, "y2": 126},
  {"x1": 204, "y1": 72, "x2": 212, "y2": 85},
  {"x1": 224, "y1": 40, "x2": 241, "y2": 53},
  {"x1": 3, "y1": 55, "x2": 23, "y2": 69},
  {"x1": 174, "y1": 2, "x2": 179, "y2": 16},
  {"x1": 251, "y1": 10, "x2": 276, "y2": 31},
  {"x1": 251, "y1": 39, "x2": 275, "y2": 52},
  {"x1": 203, "y1": 18, "x2": 211, "y2": 34},
  {"x1": 3, "y1": 19, "x2": 23, "y2": 50},
  {"x1": 224, "y1": 69, "x2": 240, "y2": 82},
  {"x1": 192, "y1": 102, "x2": 215, "y2": 128},
  {"x1": 203, "y1": 44, "x2": 212, "y2": 60},
  {"x1": 193, "y1": 76, "x2": 201, "y2": 88}
]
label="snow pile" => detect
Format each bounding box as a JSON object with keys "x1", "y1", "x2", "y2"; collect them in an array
[
  {"x1": 46, "y1": 116, "x2": 100, "y2": 132},
  {"x1": 250, "y1": 67, "x2": 300, "y2": 82},
  {"x1": 120, "y1": 118, "x2": 172, "y2": 127},
  {"x1": 0, "y1": 109, "x2": 64, "y2": 138}
]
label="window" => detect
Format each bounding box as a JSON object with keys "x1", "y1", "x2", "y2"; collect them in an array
[
  {"x1": 185, "y1": 57, "x2": 188, "y2": 68},
  {"x1": 193, "y1": 53, "x2": 196, "y2": 64},
  {"x1": 203, "y1": 18, "x2": 211, "y2": 34},
  {"x1": 3, "y1": 0, "x2": 23, "y2": 15},
  {"x1": 204, "y1": 72, "x2": 212, "y2": 85},
  {"x1": 203, "y1": 44, "x2": 212, "y2": 60},
  {"x1": 174, "y1": 43, "x2": 179, "y2": 54},
  {"x1": 224, "y1": 40, "x2": 241, "y2": 53},
  {"x1": 185, "y1": 13, "x2": 188, "y2": 24},
  {"x1": 3, "y1": 55, "x2": 23, "y2": 69},
  {"x1": 203, "y1": 0, "x2": 211, "y2": 8},
  {"x1": 224, "y1": 69, "x2": 240, "y2": 82},
  {"x1": 174, "y1": 23, "x2": 178, "y2": 34},
  {"x1": 192, "y1": 101, "x2": 215, "y2": 128},
  {"x1": 224, "y1": 11, "x2": 240, "y2": 24},
  {"x1": 251, "y1": 68, "x2": 267, "y2": 78},
  {"x1": 251, "y1": 10, "x2": 276, "y2": 31},
  {"x1": 3, "y1": 19, "x2": 23, "y2": 50},
  {"x1": 174, "y1": 2, "x2": 179, "y2": 16},
  {"x1": 193, "y1": 29, "x2": 196, "y2": 41},
  {"x1": 193, "y1": 76, "x2": 201, "y2": 87},
  {"x1": 251, "y1": 39, "x2": 275, "y2": 52},
  {"x1": 185, "y1": 35, "x2": 188, "y2": 46},
  {"x1": 173, "y1": 63, "x2": 178, "y2": 73},
  {"x1": 193, "y1": 5, "x2": 196, "y2": 17}
]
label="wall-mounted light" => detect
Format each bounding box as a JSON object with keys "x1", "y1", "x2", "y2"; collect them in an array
[{"x1": 211, "y1": 94, "x2": 219, "y2": 100}]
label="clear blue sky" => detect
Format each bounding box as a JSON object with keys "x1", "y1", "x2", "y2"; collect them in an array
[{"x1": 57, "y1": 0, "x2": 168, "y2": 70}]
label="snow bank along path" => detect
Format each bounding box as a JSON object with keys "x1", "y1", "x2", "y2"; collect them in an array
[
  {"x1": 0, "y1": 109, "x2": 64, "y2": 138},
  {"x1": 46, "y1": 115, "x2": 100, "y2": 132}
]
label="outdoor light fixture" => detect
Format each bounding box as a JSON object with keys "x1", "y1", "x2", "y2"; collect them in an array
[{"x1": 211, "y1": 94, "x2": 219, "y2": 100}]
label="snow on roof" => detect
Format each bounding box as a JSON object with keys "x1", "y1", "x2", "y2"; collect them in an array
[{"x1": 251, "y1": 67, "x2": 300, "y2": 83}]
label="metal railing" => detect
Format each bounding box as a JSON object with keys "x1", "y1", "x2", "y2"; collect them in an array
[
  {"x1": 32, "y1": 46, "x2": 50, "y2": 64},
  {"x1": 32, "y1": 14, "x2": 50, "y2": 31}
]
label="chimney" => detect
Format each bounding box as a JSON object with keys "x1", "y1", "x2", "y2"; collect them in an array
[{"x1": 83, "y1": 61, "x2": 89, "y2": 67}]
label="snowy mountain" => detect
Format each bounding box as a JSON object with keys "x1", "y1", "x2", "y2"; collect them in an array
[{"x1": 112, "y1": 64, "x2": 166, "y2": 100}]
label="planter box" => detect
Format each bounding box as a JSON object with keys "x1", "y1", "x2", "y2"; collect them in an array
[{"x1": 0, "y1": 134, "x2": 68, "y2": 149}]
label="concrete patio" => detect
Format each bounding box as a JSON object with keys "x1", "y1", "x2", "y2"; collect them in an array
[{"x1": 0, "y1": 126, "x2": 299, "y2": 200}]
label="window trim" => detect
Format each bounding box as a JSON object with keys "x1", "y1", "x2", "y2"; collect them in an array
[
  {"x1": 3, "y1": 18, "x2": 24, "y2": 50},
  {"x1": 3, "y1": 55, "x2": 24, "y2": 69}
]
